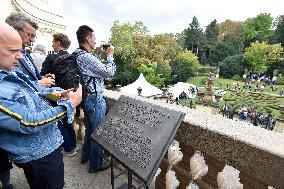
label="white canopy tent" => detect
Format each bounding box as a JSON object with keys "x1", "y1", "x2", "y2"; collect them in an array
[
  {"x1": 120, "y1": 74, "x2": 163, "y2": 97},
  {"x1": 168, "y1": 82, "x2": 196, "y2": 99}
]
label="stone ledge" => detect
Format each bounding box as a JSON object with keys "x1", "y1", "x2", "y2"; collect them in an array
[{"x1": 103, "y1": 90, "x2": 284, "y2": 188}]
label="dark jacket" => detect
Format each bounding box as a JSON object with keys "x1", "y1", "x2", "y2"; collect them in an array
[{"x1": 41, "y1": 51, "x2": 68, "y2": 76}]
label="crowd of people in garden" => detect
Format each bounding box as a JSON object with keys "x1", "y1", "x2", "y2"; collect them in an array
[
  {"x1": 222, "y1": 104, "x2": 274, "y2": 131},
  {"x1": 216, "y1": 72, "x2": 283, "y2": 96}
]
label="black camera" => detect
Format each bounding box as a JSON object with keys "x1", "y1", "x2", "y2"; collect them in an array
[{"x1": 102, "y1": 44, "x2": 110, "y2": 51}]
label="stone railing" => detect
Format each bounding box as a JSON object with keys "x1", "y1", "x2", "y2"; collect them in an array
[{"x1": 103, "y1": 90, "x2": 284, "y2": 189}]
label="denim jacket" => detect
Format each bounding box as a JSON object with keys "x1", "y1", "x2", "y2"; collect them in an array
[
  {"x1": 75, "y1": 48, "x2": 116, "y2": 95},
  {"x1": 0, "y1": 69, "x2": 74, "y2": 163}
]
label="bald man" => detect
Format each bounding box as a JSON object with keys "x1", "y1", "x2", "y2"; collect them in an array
[{"x1": 0, "y1": 23, "x2": 82, "y2": 189}]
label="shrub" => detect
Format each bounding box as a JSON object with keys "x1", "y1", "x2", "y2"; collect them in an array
[
  {"x1": 219, "y1": 54, "x2": 244, "y2": 78},
  {"x1": 197, "y1": 66, "x2": 216, "y2": 76},
  {"x1": 276, "y1": 74, "x2": 284, "y2": 85},
  {"x1": 171, "y1": 50, "x2": 199, "y2": 82},
  {"x1": 232, "y1": 74, "x2": 244, "y2": 81}
]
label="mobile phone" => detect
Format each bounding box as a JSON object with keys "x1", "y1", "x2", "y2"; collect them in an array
[{"x1": 45, "y1": 93, "x2": 61, "y2": 101}]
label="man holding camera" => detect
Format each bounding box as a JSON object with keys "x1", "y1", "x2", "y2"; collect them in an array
[{"x1": 74, "y1": 25, "x2": 116, "y2": 173}]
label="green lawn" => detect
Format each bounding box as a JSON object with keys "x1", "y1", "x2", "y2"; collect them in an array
[
  {"x1": 183, "y1": 76, "x2": 284, "y2": 119},
  {"x1": 186, "y1": 76, "x2": 284, "y2": 95}
]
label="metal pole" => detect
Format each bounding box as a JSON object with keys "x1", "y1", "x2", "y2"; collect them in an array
[
  {"x1": 128, "y1": 171, "x2": 132, "y2": 189},
  {"x1": 111, "y1": 156, "x2": 114, "y2": 189}
]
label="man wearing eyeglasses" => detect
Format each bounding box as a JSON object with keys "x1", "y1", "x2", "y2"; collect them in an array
[{"x1": 5, "y1": 12, "x2": 55, "y2": 88}]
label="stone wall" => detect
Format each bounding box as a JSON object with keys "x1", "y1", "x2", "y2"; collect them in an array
[{"x1": 103, "y1": 90, "x2": 284, "y2": 189}]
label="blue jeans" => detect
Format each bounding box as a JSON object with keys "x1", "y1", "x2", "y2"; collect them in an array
[
  {"x1": 15, "y1": 146, "x2": 64, "y2": 189},
  {"x1": 58, "y1": 118, "x2": 77, "y2": 152},
  {"x1": 81, "y1": 94, "x2": 106, "y2": 170}
]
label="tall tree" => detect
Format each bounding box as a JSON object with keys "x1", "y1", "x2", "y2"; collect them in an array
[
  {"x1": 243, "y1": 13, "x2": 273, "y2": 47},
  {"x1": 204, "y1": 19, "x2": 219, "y2": 50},
  {"x1": 201, "y1": 19, "x2": 219, "y2": 65},
  {"x1": 218, "y1": 19, "x2": 244, "y2": 53},
  {"x1": 184, "y1": 16, "x2": 203, "y2": 55},
  {"x1": 110, "y1": 20, "x2": 149, "y2": 85},
  {"x1": 209, "y1": 42, "x2": 237, "y2": 66},
  {"x1": 175, "y1": 31, "x2": 186, "y2": 48},
  {"x1": 272, "y1": 15, "x2": 284, "y2": 47}
]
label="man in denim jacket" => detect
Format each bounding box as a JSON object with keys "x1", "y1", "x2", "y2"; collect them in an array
[
  {"x1": 0, "y1": 23, "x2": 82, "y2": 188},
  {"x1": 75, "y1": 25, "x2": 116, "y2": 173},
  {"x1": 5, "y1": 12, "x2": 55, "y2": 88}
]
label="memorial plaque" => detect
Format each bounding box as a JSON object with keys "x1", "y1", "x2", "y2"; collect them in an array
[{"x1": 92, "y1": 95, "x2": 185, "y2": 185}]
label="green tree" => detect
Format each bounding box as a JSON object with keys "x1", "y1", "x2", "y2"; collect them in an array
[
  {"x1": 110, "y1": 20, "x2": 149, "y2": 86},
  {"x1": 184, "y1": 16, "x2": 204, "y2": 55},
  {"x1": 267, "y1": 59, "x2": 284, "y2": 77},
  {"x1": 244, "y1": 41, "x2": 284, "y2": 72},
  {"x1": 243, "y1": 13, "x2": 273, "y2": 46},
  {"x1": 204, "y1": 19, "x2": 219, "y2": 49},
  {"x1": 218, "y1": 19, "x2": 244, "y2": 53},
  {"x1": 170, "y1": 50, "x2": 199, "y2": 82},
  {"x1": 202, "y1": 19, "x2": 219, "y2": 65},
  {"x1": 111, "y1": 54, "x2": 138, "y2": 86},
  {"x1": 149, "y1": 34, "x2": 181, "y2": 67},
  {"x1": 175, "y1": 32, "x2": 186, "y2": 48},
  {"x1": 137, "y1": 62, "x2": 165, "y2": 87},
  {"x1": 219, "y1": 54, "x2": 244, "y2": 78},
  {"x1": 209, "y1": 42, "x2": 237, "y2": 66},
  {"x1": 110, "y1": 21, "x2": 185, "y2": 86},
  {"x1": 271, "y1": 15, "x2": 284, "y2": 47}
]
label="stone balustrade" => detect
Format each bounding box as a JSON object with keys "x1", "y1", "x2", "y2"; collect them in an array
[{"x1": 103, "y1": 90, "x2": 284, "y2": 189}]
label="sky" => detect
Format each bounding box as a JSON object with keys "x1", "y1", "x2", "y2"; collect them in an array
[{"x1": 62, "y1": 0, "x2": 284, "y2": 51}]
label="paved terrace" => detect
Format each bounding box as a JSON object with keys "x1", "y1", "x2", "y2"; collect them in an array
[{"x1": 11, "y1": 143, "x2": 128, "y2": 189}]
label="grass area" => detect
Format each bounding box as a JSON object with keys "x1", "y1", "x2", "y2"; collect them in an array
[
  {"x1": 186, "y1": 76, "x2": 243, "y2": 87},
  {"x1": 186, "y1": 76, "x2": 284, "y2": 95},
  {"x1": 183, "y1": 76, "x2": 284, "y2": 119}
]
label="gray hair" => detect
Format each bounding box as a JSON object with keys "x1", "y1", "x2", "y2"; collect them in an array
[
  {"x1": 5, "y1": 12, "x2": 39, "y2": 30},
  {"x1": 33, "y1": 44, "x2": 47, "y2": 55}
]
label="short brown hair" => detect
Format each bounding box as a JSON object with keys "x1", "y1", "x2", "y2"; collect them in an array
[
  {"x1": 76, "y1": 25, "x2": 93, "y2": 45},
  {"x1": 53, "y1": 33, "x2": 71, "y2": 49}
]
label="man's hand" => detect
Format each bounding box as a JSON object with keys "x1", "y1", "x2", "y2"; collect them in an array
[
  {"x1": 65, "y1": 86, "x2": 82, "y2": 107},
  {"x1": 107, "y1": 45, "x2": 114, "y2": 58},
  {"x1": 52, "y1": 88, "x2": 75, "y2": 98},
  {"x1": 43, "y1": 73, "x2": 55, "y2": 79},
  {"x1": 38, "y1": 77, "x2": 55, "y2": 87}
]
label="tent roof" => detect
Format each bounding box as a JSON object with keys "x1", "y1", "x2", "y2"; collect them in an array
[
  {"x1": 120, "y1": 74, "x2": 163, "y2": 97},
  {"x1": 168, "y1": 82, "x2": 196, "y2": 99}
]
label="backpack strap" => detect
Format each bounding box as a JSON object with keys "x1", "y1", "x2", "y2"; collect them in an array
[{"x1": 73, "y1": 50, "x2": 98, "y2": 96}]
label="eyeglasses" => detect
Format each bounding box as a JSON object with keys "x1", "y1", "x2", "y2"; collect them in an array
[{"x1": 21, "y1": 29, "x2": 36, "y2": 39}]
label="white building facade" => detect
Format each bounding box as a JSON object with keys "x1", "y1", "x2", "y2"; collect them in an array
[{"x1": 0, "y1": 0, "x2": 66, "y2": 52}]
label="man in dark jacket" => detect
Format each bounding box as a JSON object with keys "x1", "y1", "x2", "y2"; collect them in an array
[
  {"x1": 41, "y1": 33, "x2": 70, "y2": 76},
  {"x1": 41, "y1": 33, "x2": 79, "y2": 156}
]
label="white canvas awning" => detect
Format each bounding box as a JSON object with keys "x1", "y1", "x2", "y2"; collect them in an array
[
  {"x1": 120, "y1": 74, "x2": 163, "y2": 97},
  {"x1": 168, "y1": 82, "x2": 196, "y2": 99}
]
